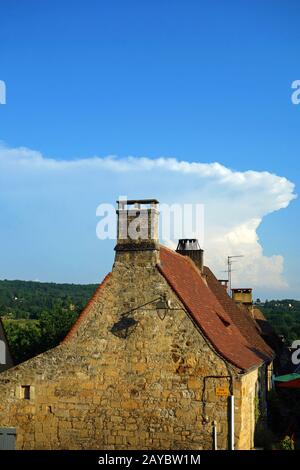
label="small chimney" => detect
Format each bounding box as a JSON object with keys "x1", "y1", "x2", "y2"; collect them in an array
[
  {"x1": 115, "y1": 198, "x2": 160, "y2": 264},
  {"x1": 176, "y1": 239, "x2": 204, "y2": 273},
  {"x1": 231, "y1": 288, "x2": 253, "y2": 308}
]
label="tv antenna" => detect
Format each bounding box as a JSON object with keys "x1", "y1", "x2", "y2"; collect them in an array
[{"x1": 226, "y1": 255, "x2": 244, "y2": 295}]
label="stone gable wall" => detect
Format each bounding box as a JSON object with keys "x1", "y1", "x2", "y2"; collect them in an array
[{"x1": 0, "y1": 252, "x2": 259, "y2": 449}]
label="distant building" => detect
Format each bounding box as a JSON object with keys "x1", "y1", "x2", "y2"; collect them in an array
[
  {"x1": 231, "y1": 288, "x2": 289, "y2": 374},
  {"x1": 0, "y1": 199, "x2": 275, "y2": 450}
]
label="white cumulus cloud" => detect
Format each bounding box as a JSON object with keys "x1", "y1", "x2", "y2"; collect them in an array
[{"x1": 0, "y1": 142, "x2": 296, "y2": 291}]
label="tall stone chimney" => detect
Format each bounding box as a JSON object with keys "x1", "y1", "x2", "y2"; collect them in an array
[
  {"x1": 114, "y1": 199, "x2": 160, "y2": 265},
  {"x1": 176, "y1": 239, "x2": 204, "y2": 273}
]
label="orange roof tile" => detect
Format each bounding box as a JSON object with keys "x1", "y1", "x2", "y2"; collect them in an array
[
  {"x1": 204, "y1": 266, "x2": 274, "y2": 362},
  {"x1": 158, "y1": 246, "x2": 265, "y2": 371}
]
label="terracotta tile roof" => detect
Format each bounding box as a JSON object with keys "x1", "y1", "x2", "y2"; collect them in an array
[
  {"x1": 203, "y1": 266, "x2": 274, "y2": 362},
  {"x1": 62, "y1": 273, "x2": 111, "y2": 344},
  {"x1": 252, "y1": 307, "x2": 267, "y2": 322},
  {"x1": 158, "y1": 246, "x2": 266, "y2": 372}
]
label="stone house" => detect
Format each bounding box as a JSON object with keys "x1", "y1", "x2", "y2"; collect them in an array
[{"x1": 0, "y1": 199, "x2": 275, "y2": 450}]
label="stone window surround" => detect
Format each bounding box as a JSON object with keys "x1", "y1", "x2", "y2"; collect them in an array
[{"x1": 16, "y1": 384, "x2": 35, "y2": 400}]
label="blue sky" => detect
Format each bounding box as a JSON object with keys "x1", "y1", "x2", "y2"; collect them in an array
[{"x1": 0, "y1": 0, "x2": 299, "y2": 299}]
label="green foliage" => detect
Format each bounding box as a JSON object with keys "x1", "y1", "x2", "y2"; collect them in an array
[
  {"x1": 39, "y1": 302, "x2": 78, "y2": 350},
  {"x1": 280, "y1": 435, "x2": 294, "y2": 450},
  {"x1": 3, "y1": 319, "x2": 42, "y2": 363},
  {"x1": 260, "y1": 299, "x2": 300, "y2": 345},
  {"x1": 0, "y1": 280, "x2": 98, "y2": 363},
  {"x1": 0, "y1": 279, "x2": 97, "y2": 320}
]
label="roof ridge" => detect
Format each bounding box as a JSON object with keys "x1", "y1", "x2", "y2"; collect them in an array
[{"x1": 182, "y1": 255, "x2": 235, "y2": 327}]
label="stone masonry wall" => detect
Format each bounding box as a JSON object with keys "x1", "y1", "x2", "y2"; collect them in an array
[
  {"x1": 234, "y1": 368, "x2": 258, "y2": 450},
  {"x1": 0, "y1": 250, "x2": 256, "y2": 450}
]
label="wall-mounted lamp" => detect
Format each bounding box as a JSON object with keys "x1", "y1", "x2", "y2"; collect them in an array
[{"x1": 155, "y1": 294, "x2": 171, "y2": 320}]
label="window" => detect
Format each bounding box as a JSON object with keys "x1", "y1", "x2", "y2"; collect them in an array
[
  {"x1": 17, "y1": 384, "x2": 35, "y2": 400},
  {"x1": 21, "y1": 385, "x2": 31, "y2": 400}
]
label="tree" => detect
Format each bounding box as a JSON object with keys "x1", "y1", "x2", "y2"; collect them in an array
[
  {"x1": 3, "y1": 319, "x2": 42, "y2": 363},
  {"x1": 39, "y1": 304, "x2": 78, "y2": 350}
]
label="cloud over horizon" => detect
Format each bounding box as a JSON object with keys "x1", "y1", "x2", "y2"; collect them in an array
[{"x1": 0, "y1": 143, "x2": 296, "y2": 292}]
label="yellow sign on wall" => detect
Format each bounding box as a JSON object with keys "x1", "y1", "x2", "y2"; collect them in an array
[{"x1": 216, "y1": 386, "x2": 229, "y2": 397}]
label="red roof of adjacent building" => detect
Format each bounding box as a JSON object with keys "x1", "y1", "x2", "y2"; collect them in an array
[
  {"x1": 275, "y1": 373, "x2": 300, "y2": 389},
  {"x1": 158, "y1": 246, "x2": 268, "y2": 372},
  {"x1": 203, "y1": 266, "x2": 274, "y2": 362}
]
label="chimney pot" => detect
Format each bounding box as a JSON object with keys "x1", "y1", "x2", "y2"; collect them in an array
[
  {"x1": 176, "y1": 238, "x2": 204, "y2": 273},
  {"x1": 231, "y1": 288, "x2": 253, "y2": 308}
]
